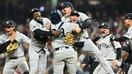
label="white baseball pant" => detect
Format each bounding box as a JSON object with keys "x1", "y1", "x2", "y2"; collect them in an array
[{"x1": 53, "y1": 46, "x2": 77, "y2": 74}]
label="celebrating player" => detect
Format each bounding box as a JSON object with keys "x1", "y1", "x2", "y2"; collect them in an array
[
  {"x1": 49, "y1": 9, "x2": 81, "y2": 74},
  {"x1": 0, "y1": 20, "x2": 30, "y2": 74},
  {"x1": 114, "y1": 13, "x2": 132, "y2": 74},
  {"x1": 93, "y1": 23, "x2": 122, "y2": 74},
  {"x1": 28, "y1": 8, "x2": 60, "y2": 74},
  {"x1": 60, "y1": 2, "x2": 115, "y2": 74}
]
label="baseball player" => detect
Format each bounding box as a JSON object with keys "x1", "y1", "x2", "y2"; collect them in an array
[
  {"x1": 114, "y1": 13, "x2": 132, "y2": 74},
  {"x1": 49, "y1": 9, "x2": 81, "y2": 74},
  {"x1": 60, "y1": 2, "x2": 115, "y2": 74},
  {"x1": 0, "y1": 20, "x2": 30, "y2": 74},
  {"x1": 29, "y1": 8, "x2": 60, "y2": 74},
  {"x1": 93, "y1": 23, "x2": 122, "y2": 74}
]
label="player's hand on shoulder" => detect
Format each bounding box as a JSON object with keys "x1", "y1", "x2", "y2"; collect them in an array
[{"x1": 52, "y1": 30, "x2": 61, "y2": 36}]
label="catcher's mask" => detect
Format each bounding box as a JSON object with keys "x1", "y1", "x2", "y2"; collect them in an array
[{"x1": 49, "y1": 9, "x2": 62, "y2": 24}]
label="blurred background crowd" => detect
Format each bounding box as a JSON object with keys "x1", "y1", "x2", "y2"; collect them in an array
[{"x1": 0, "y1": 0, "x2": 132, "y2": 74}]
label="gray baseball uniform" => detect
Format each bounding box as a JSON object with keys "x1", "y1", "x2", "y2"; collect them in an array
[
  {"x1": 29, "y1": 17, "x2": 51, "y2": 74},
  {"x1": 124, "y1": 26, "x2": 132, "y2": 39},
  {"x1": 0, "y1": 31, "x2": 30, "y2": 74},
  {"x1": 93, "y1": 34, "x2": 121, "y2": 74},
  {"x1": 62, "y1": 12, "x2": 114, "y2": 74},
  {"x1": 51, "y1": 22, "x2": 79, "y2": 74},
  {"x1": 123, "y1": 26, "x2": 132, "y2": 74}
]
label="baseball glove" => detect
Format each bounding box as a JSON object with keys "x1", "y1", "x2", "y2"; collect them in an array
[
  {"x1": 6, "y1": 40, "x2": 18, "y2": 52},
  {"x1": 64, "y1": 32, "x2": 74, "y2": 45}
]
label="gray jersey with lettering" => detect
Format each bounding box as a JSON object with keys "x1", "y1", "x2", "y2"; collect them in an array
[
  {"x1": 29, "y1": 17, "x2": 51, "y2": 48},
  {"x1": 98, "y1": 34, "x2": 121, "y2": 59},
  {"x1": 51, "y1": 22, "x2": 79, "y2": 49},
  {"x1": 124, "y1": 26, "x2": 132, "y2": 39},
  {"x1": 61, "y1": 12, "x2": 90, "y2": 41}
]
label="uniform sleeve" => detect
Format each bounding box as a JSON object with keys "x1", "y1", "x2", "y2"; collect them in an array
[
  {"x1": 79, "y1": 12, "x2": 90, "y2": 22},
  {"x1": 113, "y1": 41, "x2": 122, "y2": 60},
  {"x1": 42, "y1": 18, "x2": 51, "y2": 25},
  {"x1": 29, "y1": 20, "x2": 40, "y2": 32},
  {"x1": 0, "y1": 39, "x2": 3, "y2": 44},
  {"x1": 124, "y1": 26, "x2": 132, "y2": 39},
  {"x1": 20, "y1": 33, "x2": 31, "y2": 44},
  {"x1": 114, "y1": 41, "x2": 121, "y2": 49},
  {"x1": 0, "y1": 36, "x2": 6, "y2": 44}
]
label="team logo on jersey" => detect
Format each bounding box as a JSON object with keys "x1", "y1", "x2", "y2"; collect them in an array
[{"x1": 98, "y1": 43, "x2": 112, "y2": 49}]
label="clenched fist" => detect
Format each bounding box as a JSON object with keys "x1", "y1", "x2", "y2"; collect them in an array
[{"x1": 73, "y1": 27, "x2": 81, "y2": 33}]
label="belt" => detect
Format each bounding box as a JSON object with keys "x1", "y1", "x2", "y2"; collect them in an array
[
  {"x1": 55, "y1": 46, "x2": 69, "y2": 51},
  {"x1": 9, "y1": 56, "x2": 23, "y2": 59},
  {"x1": 107, "y1": 59, "x2": 115, "y2": 61},
  {"x1": 10, "y1": 57, "x2": 18, "y2": 59}
]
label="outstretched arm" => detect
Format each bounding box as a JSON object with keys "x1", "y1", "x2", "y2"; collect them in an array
[
  {"x1": 114, "y1": 36, "x2": 129, "y2": 42},
  {"x1": 80, "y1": 19, "x2": 91, "y2": 29}
]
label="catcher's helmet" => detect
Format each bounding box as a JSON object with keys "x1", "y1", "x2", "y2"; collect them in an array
[
  {"x1": 49, "y1": 9, "x2": 62, "y2": 24},
  {"x1": 61, "y1": 2, "x2": 74, "y2": 9},
  {"x1": 30, "y1": 8, "x2": 40, "y2": 16},
  {"x1": 4, "y1": 20, "x2": 15, "y2": 27}
]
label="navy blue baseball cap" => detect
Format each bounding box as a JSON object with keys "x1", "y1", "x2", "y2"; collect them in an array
[
  {"x1": 98, "y1": 23, "x2": 110, "y2": 29},
  {"x1": 121, "y1": 13, "x2": 132, "y2": 20},
  {"x1": 61, "y1": 2, "x2": 74, "y2": 9},
  {"x1": 30, "y1": 8, "x2": 40, "y2": 16},
  {"x1": 4, "y1": 20, "x2": 15, "y2": 27},
  {"x1": 70, "y1": 11, "x2": 80, "y2": 17}
]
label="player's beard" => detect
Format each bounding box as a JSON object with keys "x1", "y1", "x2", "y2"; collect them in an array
[
  {"x1": 126, "y1": 23, "x2": 131, "y2": 27},
  {"x1": 36, "y1": 16, "x2": 42, "y2": 22}
]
